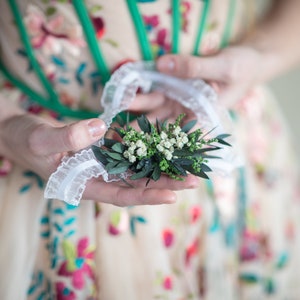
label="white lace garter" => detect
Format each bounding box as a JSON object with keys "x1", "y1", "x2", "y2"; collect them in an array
[{"x1": 44, "y1": 61, "x2": 241, "y2": 206}]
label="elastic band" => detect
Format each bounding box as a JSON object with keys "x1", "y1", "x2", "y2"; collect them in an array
[
  {"x1": 73, "y1": 0, "x2": 110, "y2": 84},
  {"x1": 220, "y1": 0, "x2": 237, "y2": 48},
  {"x1": 193, "y1": 0, "x2": 211, "y2": 56},
  {"x1": 126, "y1": 0, "x2": 154, "y2": 61},
  {"x1": 171, "y1": 0, "x2": 180, "y2": 54}
]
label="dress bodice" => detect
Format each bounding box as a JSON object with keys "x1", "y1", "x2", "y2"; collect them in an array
[{"x1": 0, "y1": 0, "x2": 272, "y2": 117}]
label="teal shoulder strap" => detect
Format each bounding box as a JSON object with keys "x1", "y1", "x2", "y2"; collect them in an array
[{"x1": 193, "y1": 0, "x2": 211, "y2": 56}]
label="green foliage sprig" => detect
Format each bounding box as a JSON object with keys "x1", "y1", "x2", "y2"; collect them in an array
[{"x1": 92, "y1": 113, "x2": 231, "y2": 184}]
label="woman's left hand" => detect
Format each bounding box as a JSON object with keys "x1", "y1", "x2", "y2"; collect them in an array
[{"x1": 155, "y1": 46, "x2": 264, "y2": 108}]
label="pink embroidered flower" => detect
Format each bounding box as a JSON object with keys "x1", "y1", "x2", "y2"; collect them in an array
[
  {"x1": 190, "y1": 205, "x2": 202, "y2": 223},
  {"x1": 56, "y1": 282, "x2": 76, "y2": 300},
  {"x1": 143, "y1": 15, "x2": 159, "y2": 31},
  {"x1": 24, "y1": 5, "x2": 86, "y2": 56},
  {"x1": 58, "y1": 237, "x2": 95, "y2": 290},
  {"x1": 163, "y1": 276, "x2": 173, "y2": 290},
  {"x1": 162, "y1": 228, "x2": 174, "y2": 248},
  {"x1": 0, "y1": 157, "x2": 12, "y2": 177}
]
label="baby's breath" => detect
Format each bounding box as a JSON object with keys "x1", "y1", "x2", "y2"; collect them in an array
[{"x1": 92, "y1": 113, "x2": 231, "y2": 183}]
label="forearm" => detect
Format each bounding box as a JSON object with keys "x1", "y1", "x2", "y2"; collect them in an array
[{"x1": 241, "y1": 0, "x2": 300, "y2": 82}]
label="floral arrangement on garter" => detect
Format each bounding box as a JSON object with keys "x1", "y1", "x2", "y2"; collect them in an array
[{"x1": 92, "y1": 113, "x2": 231, "y2": 184}]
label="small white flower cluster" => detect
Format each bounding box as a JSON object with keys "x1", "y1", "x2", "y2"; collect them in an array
[
  {"x1": 156, "y1": 126, "x2": 189, "y2": 161},
  {"x1": 123, "y1": 139, "x2": 147, "y2": 163}
]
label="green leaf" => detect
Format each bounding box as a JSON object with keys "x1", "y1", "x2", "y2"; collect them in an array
[
  {"x1": 181, "y1": 119, "x2": 197, "y2": 133},
  {"x1": 200, "y1": 163, "x2": 212, "y2": 172},
  {"x1": 130, "y1": 167, "x2": 152, "y2": 180},
  {"x1": 107, "y1": 161, "x2": 130, "y2": 174},
  {"x1": 105, "y1": 161, "x2": 120, "y2": 171},
  {"x1": 216, "y1": 133, "x2": 231, "y2": 140},
  {"x1": 170, "y1": 161, "x2": 187, "y2": 176},
  {"x1": 137, "y1": 115, "x2": 151, "y2": 133},
  {"x1": 151, "y1": 165, "x2": 161, "y2": 181},
  {"x1": 103, "y1": 138, "x2": 119, "y2": 148},
  {"x1": 106, "y1": 151, "x2": 123, "y2": 160},
  {"x1": 217, "y1": 139, "x2": 231, "y2": 147},
  {"x1": 112, "y1": 142, "x2": 125, "y2": 153},
  {"x1": 173, "y1": 158, "x2": 193, "y2": 166},
  {"x1": 115, "y1": 114, "x2": 126, "y2": 127},
  {"x1": 92, "y1": 145, "x2": 108, "y2": 164}
]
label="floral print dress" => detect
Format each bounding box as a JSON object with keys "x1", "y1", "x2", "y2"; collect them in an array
[{"x1": 0, "y1": 1, "x2": 299, "y2": 299}]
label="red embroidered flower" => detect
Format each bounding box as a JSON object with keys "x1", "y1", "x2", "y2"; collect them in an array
[
  {"x1": 91, "y1": 16, "x2": 105, "y2": 39},
  {"x1": 185, "y1": 239, "x2": 199, "y2": 266}
]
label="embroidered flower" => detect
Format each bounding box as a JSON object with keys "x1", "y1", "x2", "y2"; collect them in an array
[
  {"x1": 163, "y1": 276, "x2": 173, "y2": 290},
  {"x1": 0, "y1": 157, "x2": 12, "y2": 177},
  {"x1": 90, "y1": 16, "x2": 105, "y2": 39},
  {"x1": 190, "y1": 205, "x2": 202, "y2": 223},
  {"x1": 162, "y1": 228, "x2": 174, "y2": 248},
  {"x1": 185, "y1": 239, "x2": 199, "y2": 266},
  {"x1": 58, "y1": 237, "x2": 95, "y2": 290},
  {"x1": 56, "y1": 282, "x2": 76, "y2": 300},
  {"x1": 24, "y1": 5, "x2": 86, "y2": 57},
  {"x1": 108, "y1": 210, "x2": 129, "y2": 235}
]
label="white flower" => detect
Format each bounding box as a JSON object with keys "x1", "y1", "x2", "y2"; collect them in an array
[
  {"x1": 123, "y1": 150, "x2": 130, "y2": 158},
  {"x1": 176, "y1": 141, "x2": 184, "y2": 149},
  {"x1": 164, "y1": 150, "x2": 173, "y2": 160},
  {"x1": 163, "y1": 141, "x2": 172, "y2": 149},
  {"x1": 136, "y1": 148, "x2": 147, "y2": 157},
  {"x1": 128, "y1": 146, "x2": 136, "y2": 154},
  {"x1": 156, "y1": 144, "x2": 164, "y2": 152},
  {"x1": 136, "y1": 140, "x2": 145, "y2": 148},
  {"x1": 182, "y1": 136, "x2": 189, "y2": 144},
  {"x1": 173, "y1": 126, "x2": 181, "y2": 135},
  {"x1": 160, "y1": 132, "x2": 168, "y2": 140},
  {"x1": 129, "y1": 155, "x2": 136, "y2": 163}
]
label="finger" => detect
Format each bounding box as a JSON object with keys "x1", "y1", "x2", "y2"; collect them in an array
[
  {"x1": 156, "y1": 54, "x2": 228, "y2": 82},
  {"x1": 84, "y1": 180, "x2": 177, "y2": 206},
  {"x1": 30, "y1": 118, "x2": 107, "y2": 155},
  {"x1": 128, "y1": 92, "x2": 166, "y2": 112}
]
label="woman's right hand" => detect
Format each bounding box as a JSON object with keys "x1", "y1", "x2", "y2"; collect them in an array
[{"x1": 0, "y1": 113, "x2": 199, "y2": 206}]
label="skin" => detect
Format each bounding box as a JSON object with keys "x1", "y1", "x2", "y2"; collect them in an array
[{"x1": 1, "y1": 0, "x2": 300, "y2": 206}]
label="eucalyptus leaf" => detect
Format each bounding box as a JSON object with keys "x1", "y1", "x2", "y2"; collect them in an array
[
  {"x1": 130, "y1": 167, "x2": 152, "y2": 180},
  {"x1": 112, "y1": 143, "x2": 125, "y2": 153},
  {"x1": 137, "y1": 115, "x2": 151, "y2": 133},
  {"x1": 181, "y1": 119, "x2": 197, "y2": 133}
]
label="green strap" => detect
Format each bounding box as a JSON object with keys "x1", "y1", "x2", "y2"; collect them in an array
[
  {"x1": 171, "y1": 0, "x2": 180, "y2": 54},
  {"x1": 8, "y1": 0, "x2": 59, "y2": 103},
  {"x1": 73, "y1": 0, "x2": 110, "y2": 84},
  {"x1": 193, "y1": 0, "x2": 211, "y2": 56},
  {"x1": 220, "y1": 0, "x2": 237, "y2": 48},
  {"x1": 126, "y1": 0, "x2": 154, "y2": 61}
]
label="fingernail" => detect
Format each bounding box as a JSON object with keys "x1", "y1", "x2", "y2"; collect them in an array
[
  {"x1": 157, "y1": 58, "x2": 175, "y2": 72},
  {"x1": 88, "y1": 119, "x2": 106, "y2": 137}
]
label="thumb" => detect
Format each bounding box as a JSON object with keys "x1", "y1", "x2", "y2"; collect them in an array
[
  {"x1": 156, "y1": 54, "x2": 228, "y2": 82},
  {"x1": 30, "y1": 118, "x2": 107, "y2": 155}
]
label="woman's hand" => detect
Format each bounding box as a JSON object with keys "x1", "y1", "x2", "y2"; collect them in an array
[
  {"x1": 0, "y1": 113, "x2": 199, "y2": 206},
  {"x1": 156, "y1": 46, "x2": 264, "y2": 108}
]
